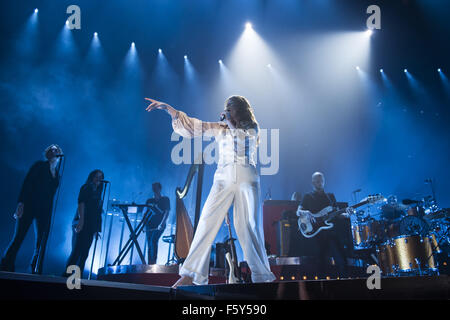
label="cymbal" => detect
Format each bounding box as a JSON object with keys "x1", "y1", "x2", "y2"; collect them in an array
[{"x1": 424, "y1": 209, "x2": 450, "y2": 220}]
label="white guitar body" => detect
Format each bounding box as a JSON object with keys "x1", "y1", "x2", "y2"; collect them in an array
[
  {"x1": 297, "y1": 206, "x2": 334, "y2": 238},
  {"x1": 297, "y1": 195, "x2": 385, "y2": 238},
  {"x1": 301, "y1": 220, "x2": 334, "y2": 238}
]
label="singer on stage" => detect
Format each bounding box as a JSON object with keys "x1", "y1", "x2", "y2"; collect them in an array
[
  {"x1": 0, "y1": 144, "x2": 63, "y2": 274},
  {"x1": 145, "y1": 96, "x2": 276, "y2": 287},
  {"x1": 64, "y1": 169, "x2": 105, "y2": 277}
]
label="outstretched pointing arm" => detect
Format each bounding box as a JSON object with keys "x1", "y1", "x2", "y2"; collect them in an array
[{"x1": 145, "y1": 98, "x2": 224, "y2": 138}]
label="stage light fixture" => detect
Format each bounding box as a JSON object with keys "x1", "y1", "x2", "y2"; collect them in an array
[
  {"x1": 34, "y1": 8, "x2": 38, "y2": 13},
  {"x1": 437, "y1": 68, "x2": 441, "y2": 73},
  {"x1": 131, "y1": 42, "x2": 135, "y2": 47},
  {"x1": 404, "y1": 69, "x2": 408, "y2": 73},
  {"x1": 365, "y1": 29, "x2": 373, "y2": 37},
  {"x1": 380, "y1": 69, "x2": 383, "y2": 73},
  {"x1": 245, "y1": 22, "x2": 252, "y2": 29},
  {"x1": 158, "y1": 48, "x2": 162, "y2": 53},
  {"x1": 356, "y1": 66, "x2": 360, "y2": 70},
  {"x1": 218, "y1": 59, "x2": 222, "y2": 64},
  {"x1": 94, "y1": 32, "x2": 98, "y2": 37},
  {"x1": 184, "y1": 55, "x2": 187, "y2": 59}
]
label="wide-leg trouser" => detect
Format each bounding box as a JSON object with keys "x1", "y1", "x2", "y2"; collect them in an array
[{"x1": 179, "y1": 163, "x2": 276, "y2": 285}]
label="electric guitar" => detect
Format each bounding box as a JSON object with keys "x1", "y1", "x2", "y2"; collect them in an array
[{"x1": 297, "y1": 194, "x2": 384, "y2": 238}]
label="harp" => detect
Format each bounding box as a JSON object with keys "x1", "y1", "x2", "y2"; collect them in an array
[{"x1": 174, "y1": 156, "x2": 204, "y2": 263}]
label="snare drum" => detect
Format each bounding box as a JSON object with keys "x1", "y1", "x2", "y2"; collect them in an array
[{"x1": 376, "y1": 234, "x2": 437, "y2": 275}]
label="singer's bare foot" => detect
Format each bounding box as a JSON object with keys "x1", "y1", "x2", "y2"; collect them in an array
[{"x1": 172, "y1": 275, "x2": 193, "y2": 288}]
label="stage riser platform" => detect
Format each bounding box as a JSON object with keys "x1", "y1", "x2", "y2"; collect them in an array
[
  {"x1": 1, "y1": 272, "x2": 448, "y2": 300},
  {"x1": 0, "y1": 272, "x2": 171, "y2": 300},
  {"x1": 175, "y1": 275, "x2": 450, "y2": 300}
]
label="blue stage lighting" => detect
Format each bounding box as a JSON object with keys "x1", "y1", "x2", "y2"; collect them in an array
[
  {"x1": 131, "y1": 42, "x2": 135, "y2": 47},
  {"x1": 245, "y1": 22, "x2": 252, "y2": 29},
  {"x1": 34, "y1": 8, "x2": 38, "y2": 13},
  {"x1": 218, "y1": 59, "x2": 222, "y2": 64},
  {"x1": 380, "y1": 69, "x2": 383, "y2": 73},
  {"x1": 158, "y1": 48, "x2": 162, "y2": 54},
  {"x1": 94, "y1": 32, "x2": 98, "y2": 37},
  {"x1": 437, "y1": 68, "x2": 441, "y2": 73},
  {"x1": 184, "y1": 55, "x2": 187, "y2": 59},
  {"x1": 365, "y1": 29, "x2": 373, "y2": 37},
  {"x1": 404, "y1": 69, "x2": 408, "y2": 73}
]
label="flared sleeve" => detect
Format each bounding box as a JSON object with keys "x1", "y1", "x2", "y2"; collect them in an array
[{"x1": 172, "y1": 110, "x2": 225, "y2": 138}]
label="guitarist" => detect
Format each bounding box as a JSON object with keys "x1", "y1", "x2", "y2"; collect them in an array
[{"x1": 298, "y1": 172, "x2": 350, "y2": 278}]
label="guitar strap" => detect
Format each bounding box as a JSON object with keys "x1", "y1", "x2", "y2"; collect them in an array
[{"x1": 324, "y1": 192, "x2": 335, "y2": 208}]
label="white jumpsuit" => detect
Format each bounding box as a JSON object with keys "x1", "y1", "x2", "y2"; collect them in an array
[{"x1": 172, "y1": 111, "x2": 276, "y2": 285}]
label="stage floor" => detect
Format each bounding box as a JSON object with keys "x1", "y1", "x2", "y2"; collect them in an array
[{"x1": 0, "y1": 271, "x2": 448, "y2": 300}]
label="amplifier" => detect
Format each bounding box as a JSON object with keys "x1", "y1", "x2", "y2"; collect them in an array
[{"x1": 263, "y1": 200, "x2": 300, "y2": 256}]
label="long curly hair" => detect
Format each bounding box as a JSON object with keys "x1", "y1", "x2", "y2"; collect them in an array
[
  {"x1": 85, "y1": 169, "x2": 105, "y2": 193},
  {"x1": 224, "y1": 96, "x2": 258, "y2": 129}
]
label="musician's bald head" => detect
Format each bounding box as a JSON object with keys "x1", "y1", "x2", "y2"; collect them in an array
[{"x1": 312, "y1": 172, "x2": 325, "y2": 191}]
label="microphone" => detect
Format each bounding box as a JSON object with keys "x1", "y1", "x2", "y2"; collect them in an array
[
  {"x1": 220, "y1": 114, "x2": 226, "y2": 121},
  {"x1": 100, "y1": 180, "x2": 110, "y2": 184}
]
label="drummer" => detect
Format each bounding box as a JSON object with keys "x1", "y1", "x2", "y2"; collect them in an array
[{"x1": 381, "y1": 195, "x2": 406, "y2": 221}]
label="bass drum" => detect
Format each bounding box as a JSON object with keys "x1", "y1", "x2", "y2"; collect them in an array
[
  {"x1": 376, "y1": 235, "x2": 438, "y2": 276},
  {"x1": 399, "y1": 216, "x2": 429, "y2": 236}
]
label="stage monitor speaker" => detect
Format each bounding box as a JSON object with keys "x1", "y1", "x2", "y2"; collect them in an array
[{"x1": 276, "y1": 219, "x2": 292, "y2": 257}]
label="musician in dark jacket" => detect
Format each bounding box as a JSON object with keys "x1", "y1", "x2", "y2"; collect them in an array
[
  {"x1": 299, "y1": 172, "x2": 350, "y2": 278},
  {"x1": 0, "y1": 144, "x2": 62, "y2": 273},
  {"x1": 64, "y1": 170, "x2": 105, "y2": 277},
  {"x1": 144, "y1": 182, "x2": 170, "y2": 265}
]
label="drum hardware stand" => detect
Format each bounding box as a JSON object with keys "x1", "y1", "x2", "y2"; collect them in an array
[
  {"x1": 392, "y1": 265, "x2": 399, "y2": 277},
  {"x1": 370, "y1": 253, "x2": 378, "y2": 265},
  {"x1": 414, "y1": 258, "x2": 423, "y2": 276},
  {"x1": 424, "y1": 178, "x2": 437, "y2": 206},
  {"x1": 426, "y1": 242, "x2": 441, "y2": 275}
]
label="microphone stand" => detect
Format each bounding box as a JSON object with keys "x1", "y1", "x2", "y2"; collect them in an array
[
  {"x1": 425, "y1": 178, "x2": 437, "y2": 206},
  {"x1": 352, "y1": 189, "x2": 361, "y2": 205}
]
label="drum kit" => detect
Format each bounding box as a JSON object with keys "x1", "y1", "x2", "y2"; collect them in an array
[{"x1": 351, "y1": 194, "x2": 449, "y2": 276}]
